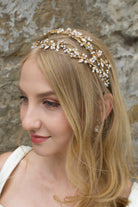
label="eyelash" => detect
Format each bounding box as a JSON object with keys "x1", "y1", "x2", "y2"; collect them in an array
[
  {"x1": 19, "y1": 95, "x2": 28, "y2": 103},
  {"x1": 19, "y1": 96, "x2": 59, "y2": 108},
  {"x1": 43, "y1": 100, "x2": 60, "y2": 108}
]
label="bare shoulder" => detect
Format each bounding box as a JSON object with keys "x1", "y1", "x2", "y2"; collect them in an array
[{"x1": 0, "y1": 151, "x2": 12, "y2": 171}]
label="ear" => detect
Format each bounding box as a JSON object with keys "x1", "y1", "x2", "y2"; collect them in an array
[{"x1": 102, "y1": 93, "x2": 113, "y2": 120}]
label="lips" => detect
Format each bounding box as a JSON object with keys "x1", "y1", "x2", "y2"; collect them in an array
[{"x1": 31, "y1": 135, "x2": 51, "y2": 144}]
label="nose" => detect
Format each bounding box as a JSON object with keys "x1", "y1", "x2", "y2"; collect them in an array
[{"x1": 21, "y1": 105, "x2": 41, "y2": 132}]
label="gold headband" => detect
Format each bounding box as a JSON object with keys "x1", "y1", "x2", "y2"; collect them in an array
[{"x1": 32, "y1": 28, "x2": 111, "y2": 87}]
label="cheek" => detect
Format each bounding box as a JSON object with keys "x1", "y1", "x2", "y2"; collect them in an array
[
  {"x1": 58, "y1": 114, "x2": 73, "y2": 136},
  {"x1": 48, "y1": 111, "x2": 72, "y2": 136}
]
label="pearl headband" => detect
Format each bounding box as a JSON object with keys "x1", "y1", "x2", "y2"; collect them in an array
[{"x1": 32, "y1": 28, "x2": 111, "y2": 87}]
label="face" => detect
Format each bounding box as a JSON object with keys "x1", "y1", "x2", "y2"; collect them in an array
[{"x1": 19, "y1": 56, "x2": 73, "y2": 157}]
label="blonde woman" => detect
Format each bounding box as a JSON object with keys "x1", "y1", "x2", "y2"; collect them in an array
[{"x1": 0, "y1": 28, "x2": 137, "y2": 207}]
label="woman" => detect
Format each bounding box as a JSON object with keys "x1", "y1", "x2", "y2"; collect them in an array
[{"x1": 0, "y1": 28, "x2": 137, "y2": 207}]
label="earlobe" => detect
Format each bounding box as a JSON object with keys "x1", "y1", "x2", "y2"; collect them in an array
[
  {"x1": 97, "y1": 93, "x2": 113, "y2": 126},
  {"x1": 103, "y1": 93, "x2": 113, "y2": 120}
]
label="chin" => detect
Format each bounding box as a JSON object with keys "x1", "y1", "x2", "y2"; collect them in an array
[{"x1": 32, "y1": 143, "x2": 66, "y2": 157}]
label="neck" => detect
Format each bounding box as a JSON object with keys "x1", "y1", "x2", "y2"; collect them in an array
[
  {"x1": 25, "y1": 147, "x2": 77, "y2": 200},
  {"x1": 29, "y1": 149, "x2": 68, "y2": 181}
]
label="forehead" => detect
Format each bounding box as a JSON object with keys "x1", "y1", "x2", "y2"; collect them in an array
[
  {"x1": 20, "y1": 56, "x2": 53, "y2": 93},
  {"x1": 21, "y1": 56, "x2": 44, "y2": 80}
]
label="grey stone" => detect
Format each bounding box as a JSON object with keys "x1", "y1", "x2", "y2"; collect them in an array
[{"x1": 0, "y1": 0, "x2": 137, "y2": 159}]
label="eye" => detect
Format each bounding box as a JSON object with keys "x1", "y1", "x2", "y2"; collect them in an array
[
  {"x1": 43, "y1": 100, "x2": 60, "y2": 108},
  {"x1": 19, "y1": 95, "x2": 28, "y2": 103}
]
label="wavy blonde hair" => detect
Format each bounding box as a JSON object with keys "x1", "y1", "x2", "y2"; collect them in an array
[{"x1": 22, "y1": 29, "x2": 136, "y2": 207}]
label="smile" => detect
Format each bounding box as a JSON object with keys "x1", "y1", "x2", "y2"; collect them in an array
[{"x1": 31, "y1": 135, "x2": 51, "y2": 144}]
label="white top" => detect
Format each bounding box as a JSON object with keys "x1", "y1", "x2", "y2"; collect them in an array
[{"x1": 0, "y1": 146, "x2": 138, "y2": 207}]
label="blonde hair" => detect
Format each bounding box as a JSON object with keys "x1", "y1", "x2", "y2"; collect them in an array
[{"x1": 22, "y1": 30, "x2": 136, "y2": 207}]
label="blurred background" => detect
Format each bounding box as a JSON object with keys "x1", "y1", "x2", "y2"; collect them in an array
[{"x1": 0, "y1": 0, "x2": 137, "y2": 170}]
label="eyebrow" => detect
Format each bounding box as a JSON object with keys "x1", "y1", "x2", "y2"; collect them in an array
[{"x1": 18, "y1": 86, "x2": 57, "y2": 98}]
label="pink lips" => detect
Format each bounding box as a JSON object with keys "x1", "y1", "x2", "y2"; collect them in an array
[{"x1": 31, "y1": 135, "x2": 51, "y2": 144}]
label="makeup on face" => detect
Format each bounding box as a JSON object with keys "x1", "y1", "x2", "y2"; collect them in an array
[
  {"x1": 19, "y1": 56, "x2": 73, "y2": 156},
  {"x1": 31, "y1": 134, "x2": 51, "y2": 144}
]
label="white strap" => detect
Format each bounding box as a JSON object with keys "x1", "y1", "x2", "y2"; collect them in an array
[
  {"x1": 0, "y1": 145, "x2": 32, "y2": 196},
  {"x1": 127, "y1": 182, "x2": 138, "y2": 207}
]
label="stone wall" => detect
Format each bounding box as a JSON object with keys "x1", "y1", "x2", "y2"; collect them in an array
[{"x1": 0, "y1": 0, "x2": 137, "y2": 165}]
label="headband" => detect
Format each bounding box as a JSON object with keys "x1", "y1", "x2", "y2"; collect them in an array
[{"x1": 32, "y1": 28, "x2": 111, "y2": 87}]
